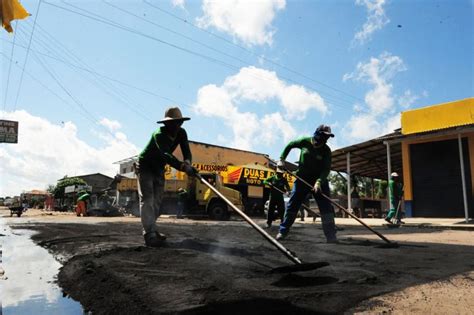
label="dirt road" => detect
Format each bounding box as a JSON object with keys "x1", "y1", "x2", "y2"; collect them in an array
[{"x1": 2, "y1": 209, "x2": 473, "y2": 314}]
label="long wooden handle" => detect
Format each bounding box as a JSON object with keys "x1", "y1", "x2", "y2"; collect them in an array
[
  {"x1": 284, "y1": 170, "x2": 394, "y2": 244},
  {"x1": 196, "y1": 174, "x2": 302, "y2": 265},
  {"x1": 268, "y1": 184, "x2": 320, "y2": 218}
]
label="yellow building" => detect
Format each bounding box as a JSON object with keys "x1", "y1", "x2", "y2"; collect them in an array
[
  {"x1": 399, "y1": 98, "x2": 473, "y2": 219},
  {"x1": 332, "y1": 98, "x2": 473, "y2": 221}
]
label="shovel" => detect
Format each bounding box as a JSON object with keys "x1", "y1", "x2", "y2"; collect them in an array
[
  {"x1": 283, "y1": 169, "x2": 399, "y2": 249},
  {"x1": 195, "y1": 173, "x2": 329, "y2": 273}
]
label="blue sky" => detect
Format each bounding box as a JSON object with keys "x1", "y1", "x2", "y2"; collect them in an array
[{"x1": 1, "y1": 0, "x2": 472, "y2": 196}]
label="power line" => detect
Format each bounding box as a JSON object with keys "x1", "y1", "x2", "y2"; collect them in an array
[
  {"x1": 3, "y1": 21, "x2": 18, "y2": 114},
  {"x1": 44, "y1": 1, "x2": 363, "y2": 112},
  {"x1": 22, "y1": 21, "x2": 156, "y2": 123},
  {"x1": 1, "y1": 36, "x2": 190, "y2": 109},
  {"x1": 13, "y1": 0, "x2": 42, "y2": 111},
  {"x1": 143, "y1": 0, "x2": 365, "y2": 104},
  {"x1": 1, "y1": 50, "x2": 101, "y2": 129},
  {"x1": 12, "y1": 29, "x2": 114, "y2": 135},
  {"x1": 75, "y1": 0, "x2": 357, "y2": 108}
]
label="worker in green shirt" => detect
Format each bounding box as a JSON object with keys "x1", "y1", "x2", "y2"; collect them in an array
[
  {"x1": 276, "y1": 124, "x2": 337, "y2": 243},
  {"x1": 385, "y1": 172, "x2": 404, "y2": 224},
  {"x1": 136, "y1": 107, "x2": 197, "y2": 247},
  {"x1": 263, "y1": 168, "x2": 290, "y2": 228}
]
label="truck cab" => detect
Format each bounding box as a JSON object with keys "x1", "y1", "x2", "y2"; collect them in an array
[{"x1": 189, "y1": 172, "x2": 243, "y2": 220}]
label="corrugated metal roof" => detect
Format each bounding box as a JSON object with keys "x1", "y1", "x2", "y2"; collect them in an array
[
  {"x1": 401, "y1": 98, "x2": 474, "y2": 135},
  {"x1": 331, "y1": 131, "x2": 403, "y2": 179}
]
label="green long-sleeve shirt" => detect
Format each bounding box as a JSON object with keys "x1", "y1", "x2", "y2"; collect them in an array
[
  {"x1": 263, "y1": 174, "x2": 290, "y2": 199},
  {"x1": 389, "y1": 179, "x2": 403, "y2": 204},
  {"x1": 280, "y1": 136, "x2": 332, "y2": 184},
  {"x1": 138, "y1": 127, "x2": 192, "y2": 174}
]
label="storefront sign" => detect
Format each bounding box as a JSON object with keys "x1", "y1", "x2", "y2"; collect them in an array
[
  {"x1": 0, "y1": 119, "x2": 18, "y2": 143},
  {"x1": 192, "y1": 163, "x2": 228, "y2": 173}
]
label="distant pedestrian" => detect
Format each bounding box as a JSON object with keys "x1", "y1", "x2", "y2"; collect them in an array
[
  {"x1": 276, "y1": 124, "x2": 337, "y2": 243},
  {"x1": 385, "y1": 172, "x2": 404, "y2": 224},
  {"x1": 176, "y1": 187, "x2": 188, "y2": 219},
  {"x1": 75, "y1": 191, "x2": 90, "y2": 217},
  {"x1": 136, "y1": 107, "x2": 197, "y2": 247},
  {"x1": 263, "y1": 168, "x2": 290, "y2": 228}
]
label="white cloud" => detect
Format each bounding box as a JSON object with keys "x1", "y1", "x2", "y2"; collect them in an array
[
  {"x1": 0, "y1": 110, "x2": 139, "y2": 197},
  {"x1": 352, "y1": 0, "x2": 389, "y2": 46},
  {"x1": 172, "y1": 0, "x2": 186, "y2": 9},
  {"x1": 343, "y1": 52, "x2": 410, "y2": 141},
  {"x1": 99, "y1": 117, "x2": 121, "y2": 132},
  {"x1": 398, "y1": 89, "x2": 419, "y2": 109},
  {"x1": 344, "y1": 52, "x2": 406, "y2": 115},
  {"x1": 196, "y1": 0, "x2": 286, "y2": 46},
  {"x1": 193, "y1": 66, "x2": 326, "y2": 150}
]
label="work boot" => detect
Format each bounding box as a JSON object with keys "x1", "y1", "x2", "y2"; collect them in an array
[
  {"x1": 144, "y1": 232, "x2": 165, "y2": 247},
  {"x1": 276, "y1": 232, "x2": 287, "y2": 241},
  {"x1": 155, "y1": 232, "x2": 167, "y2": 241}
]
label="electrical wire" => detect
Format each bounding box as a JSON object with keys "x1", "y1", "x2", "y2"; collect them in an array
[
  {"x1": 13, "y1": 0, "x2": 42, "y2": 111},
  {"x1": 3, "y1": 21, "x2": 18, "y2": 114},
  {"x1": 143, "y1": 0, "x2": 365, "y2": 104},
  {"x1": 44, "y1": 1, "x2": 364, "y2": 112},
  {"x1": 1, "y1": 50, "x2": 100, "y2": 129},
  {"x1": 22, "y1": 21, "x2": 155, "y2": 123},
  {"x1": 67, "y1": 0, "x2": 358, "y2": 108},
  {"x1": 0, "y1": 37, "x2": 189, "y2": 109}
]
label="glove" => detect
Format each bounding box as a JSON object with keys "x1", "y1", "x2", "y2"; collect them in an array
[
  {"x1": 313, "y1": 181, "x2": 322, "y2": 193},
  {"x1": 182, "y1": 163, "x2": 198, "y2": 177},
  {"x1": 277, "y1": 159, "x2": 285, "y2": 168}
]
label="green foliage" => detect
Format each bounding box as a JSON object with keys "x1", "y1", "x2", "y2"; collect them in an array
[
  {"x1": 53, "y1": 176, "x2": 87, "y2": 199},
  {"x1": 46, "y1": 184, "x2": 55, "y2": 194},
  {"x1": 376, "y1": 180, "x2": 388, "y2": 199},
  {"x1": 328, "y1": 172, "x2": 347, "y2": 196},
  {"x1": 330, "y1": 173, "x2": 387, "y2": 199}
]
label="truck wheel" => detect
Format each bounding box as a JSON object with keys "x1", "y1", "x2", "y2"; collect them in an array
[{"x1": 208, "y1": 201, "x2": 230, "y2": 221}]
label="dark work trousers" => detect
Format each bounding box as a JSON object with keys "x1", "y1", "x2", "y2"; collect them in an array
[
  {"x1": 137, "y1": 168, "x2": 165, "y2": 236},
  {"x1": 267, "y1": 195, "x2": 285, "y2": 225},
  {"x1": 279, "y1": 179, "x2": 336, "y2": 240}
]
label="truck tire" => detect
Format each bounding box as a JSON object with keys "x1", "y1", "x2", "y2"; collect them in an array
[{"x1": 208, "y1": 201, "x2": 230, "y2": 221}]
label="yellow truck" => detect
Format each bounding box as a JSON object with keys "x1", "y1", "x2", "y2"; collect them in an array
[
  {"x1": 117, "y1": 171, "x2": 243, "y2": 220},
  {"x1": 184, "y1": 172, "x2": 243, "y2": 220}
]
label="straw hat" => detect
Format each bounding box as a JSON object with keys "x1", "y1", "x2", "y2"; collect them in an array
[{"x1": 157, "y1": 107, "x2": 190, "y2": 124}]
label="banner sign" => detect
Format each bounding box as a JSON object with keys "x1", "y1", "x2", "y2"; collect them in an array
[
  {"x1": 0, "y1": 120, "x2": 19, "y2": 143},
  {"x1": 224, "y1": 166, "x2": 294, "y2": 186},
  {"x1": 163, "y1": 162, "x2": 295, "y2": 188}
]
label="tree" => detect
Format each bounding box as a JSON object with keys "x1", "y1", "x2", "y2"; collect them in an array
[
  {"x1": 46, "y1": 184, "x2": 55, "y2": 194},
  {"x1": 328, "y1": 172, "x2": 347, "y2": 196},
  {"x1": 376, "y1": 180, "x2": 388, "y2": 199},
  {"x1": 53, "y1": 176, "x2": 87, "y2": 199}
]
